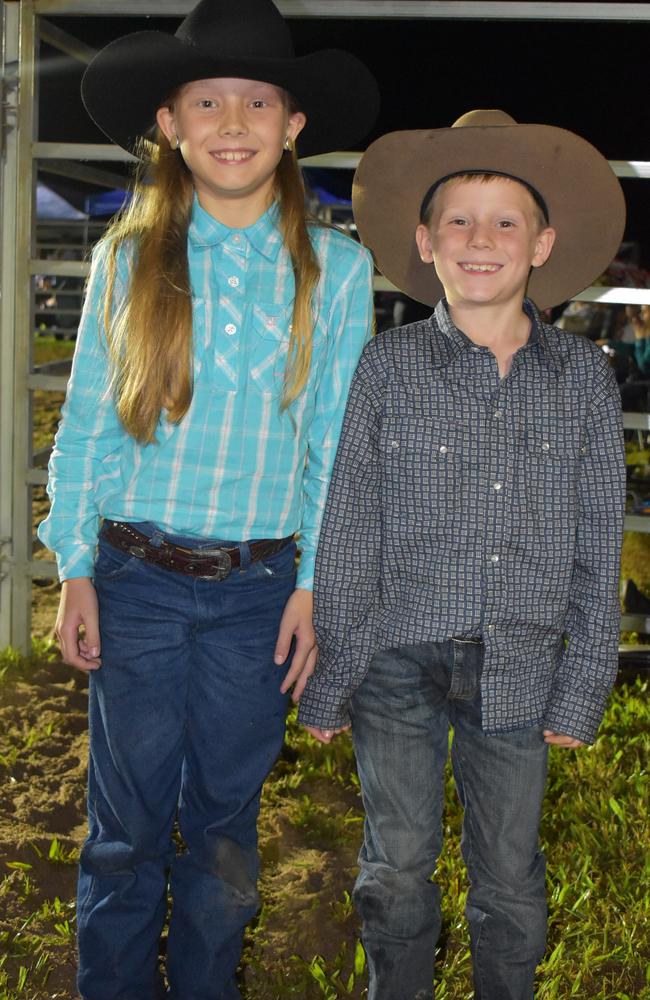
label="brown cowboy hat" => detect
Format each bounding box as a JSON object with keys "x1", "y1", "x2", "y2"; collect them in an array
[
  {"x1": 81, "y1": 0, "x2": 379, "y2": 158},
  {"x1": 352, "y1": 109, "x2": 626, "y2": 310}
]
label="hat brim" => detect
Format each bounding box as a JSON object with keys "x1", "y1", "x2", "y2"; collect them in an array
[
  {"x1": 352, "y1": 123, "x2": 626, "y2": 310},
  {"x1": 81, "y1": 31, "x2": 379, "y2": 157}
]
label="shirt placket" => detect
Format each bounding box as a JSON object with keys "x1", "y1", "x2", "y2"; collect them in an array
[
  {"x1": 478, "y1": 356, "x2": 511, "y2": 655},
  {"x1": 213, "y1": 233, "x2": 248, "y2": 387}
]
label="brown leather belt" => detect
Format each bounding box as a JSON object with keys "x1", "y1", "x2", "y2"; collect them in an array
[{"x1": 102, "y1": 521, "x2": 294, "y2": 581}]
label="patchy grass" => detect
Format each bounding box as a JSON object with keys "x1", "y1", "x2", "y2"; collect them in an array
[
  {"x1": 243, "y1": 677, "x2": 649, "y2": 1000},
  {"x1": 0, "y1": 645, "x2": 648, "y2": 998},
  {"x1": 0, "y1": 641, "x2": 59, "y2": 683}
]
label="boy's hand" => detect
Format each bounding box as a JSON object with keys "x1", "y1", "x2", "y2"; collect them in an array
[
  {"x1": 276, "y1": 588, "x2": 317, "y2": 701},
  {"x1": 543, "y1": 730, "x2": 584, "y2": 748},
  {"x1": 55, "y1": 577, "x2": 102, "y2": 671},
  {"x1": 304, "y1": 725, "x2": 351, "y2": 745}
]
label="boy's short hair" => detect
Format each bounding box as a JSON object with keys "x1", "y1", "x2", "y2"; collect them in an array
[{"x1": 420, "y1": 171, "x2": 549, "y2": 232}]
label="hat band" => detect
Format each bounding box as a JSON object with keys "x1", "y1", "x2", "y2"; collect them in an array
[{"x1": 419, "y1": 170, "x2": 550, "y2": 225}]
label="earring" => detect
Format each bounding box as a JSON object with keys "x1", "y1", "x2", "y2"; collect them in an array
[
  {"x1": 283, "y1": 136, "x2": 294, "y2": 152},
  {"x1": 172, "y1": 135, "x2": 180, "y2": 150}
]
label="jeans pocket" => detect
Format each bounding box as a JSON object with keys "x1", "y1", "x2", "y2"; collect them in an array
[
  {"x1": 94, "y1": 537, "x2": 140, "y2": 582},
  {"x1": 253, "y1": 541, "x2": 298, "y2": 580}
]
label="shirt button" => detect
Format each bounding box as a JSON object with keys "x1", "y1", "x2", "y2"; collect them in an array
[
  {"x1": 493, "y1": 481, "x2": 503, "y2": 491},
  {"x1": 439, "y1": 445, "x2": 448, "y2": 455},
  {"x1": 227, "y1": 276, "x2": 240, "y2": 288},
  {"x1": 494, "y1": 409, "x2": 503, "y2": 419},
  {"x1": 486, "y1": 623, "x2": 495, "y2": 634},
  {"x1": 490, "y1": 554, "x2": 500, "y2": 563},
  {"x1": 225, "y1": 323, "x2": 237, "y2": 336},
  {"x1": 231, "y1": 234, "x2": 241, "y2": 245},
  {"x1": 390, "y1": 440, "x2": 399, "y2": 448},
  {"x1": 541, "y1": 441, "x2": 550, "y2": 452}
]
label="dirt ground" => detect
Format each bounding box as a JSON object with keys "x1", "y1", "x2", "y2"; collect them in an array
[
  {"x1": 0, "y1": 646, "x2": 88, "y2": 996},
  {"x1": 1, "y1": 588, "x2": 363, "y2": 999}
]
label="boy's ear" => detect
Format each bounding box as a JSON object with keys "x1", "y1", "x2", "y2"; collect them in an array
[
  {"x1": 532, "y1": 226, "x2": 556, "y2": 269},
  {"x1": 415, "y1": 223, "x2": 435, "y2": 264}
]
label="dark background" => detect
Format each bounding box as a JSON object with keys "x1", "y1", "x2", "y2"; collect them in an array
[{"x1": 40, "y1": 13, "x2": 650, "y2": 264}]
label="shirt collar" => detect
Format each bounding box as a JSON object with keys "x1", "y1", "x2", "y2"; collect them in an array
[
  {"x1": 188, "y1": 195, "x2": 284, "y2": 262},
  {"x1": 432, "y1": 297, "x2": 563, "y2": 373}
]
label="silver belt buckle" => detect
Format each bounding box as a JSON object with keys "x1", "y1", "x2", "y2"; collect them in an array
[{"x1": 194, "y1": 547, "x2": 232, "y2": 581}]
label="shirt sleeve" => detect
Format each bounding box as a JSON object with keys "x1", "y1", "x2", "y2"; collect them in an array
[
  {"x1": 298, "y1": 344, "x2": 385, "y2": 729},
  {"x1": 543, "y1": 358, "x2": 626, "y2": 743},
  {"x1": 37, "y1": 241, "x2": 129, "y2": 581},
  {"x1": 296, "y1": 246, "x2": 374, "y2": 590}
]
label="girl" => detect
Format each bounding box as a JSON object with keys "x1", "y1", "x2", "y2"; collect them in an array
[{"x1": 38, "y1": 1, "x2": 378, "y2": 997}]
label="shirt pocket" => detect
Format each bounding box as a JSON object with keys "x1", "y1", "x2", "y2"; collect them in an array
[
  {"x1": 520, "y1": 427, "x2": 581, "y2": 531},
  {"x1": 379, "y1": 416, "x2": 465, "y2": 534},
  {"x1": 248, "y1": 302, "x2": 293, "y2": 393}
]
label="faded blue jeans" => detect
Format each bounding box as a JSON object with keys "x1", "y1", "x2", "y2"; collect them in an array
[
  {"x1": 350, "y1": 639, "x2": 549, "y2": 1000},
  {"x1": 77, "y1": 523, "x2": 297, "y2": 1000}
]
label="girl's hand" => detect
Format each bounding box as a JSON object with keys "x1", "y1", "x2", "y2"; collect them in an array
[
  {"x1": 276, "y1": 588, "x2": 317, "y2": 701},
  {"x1": 55, "y1": 577, "x2": 102, "y2": 671},
  {"x1": 304, "y1": 725, "x2": 351, "y2": 745},
  {"x1": 543, "y1": 730, "x2": 584, "y2": 748}
]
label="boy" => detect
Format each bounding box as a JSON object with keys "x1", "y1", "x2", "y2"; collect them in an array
[{"x1": 297, "y1": 110, "x2": 627, "y2": 1000}]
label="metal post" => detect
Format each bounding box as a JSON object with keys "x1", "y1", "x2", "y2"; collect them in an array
[
  {"x1": 0, "y1": 0, "x2": 37, "y2": 650},
  {"x1": 14, "y1": 0, "x2": 38, "y2": 650},
  {"x1": 0, "y1": 0, "x2": 20, "y2": 648}
]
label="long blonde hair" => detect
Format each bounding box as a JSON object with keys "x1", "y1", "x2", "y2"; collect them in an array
[{"x1": 102, "y1": 119, "x2": 320, "y2": 444}]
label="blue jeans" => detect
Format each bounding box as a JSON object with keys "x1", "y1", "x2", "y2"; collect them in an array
[
  {"x1": 77, "y1": 523, "x2": 297, "y2": 1000},
  {"x1": 350, "y1": 639, "x2": 548, "y2": 1000}
]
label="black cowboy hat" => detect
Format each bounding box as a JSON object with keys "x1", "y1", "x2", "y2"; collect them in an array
[{"x1": 81, "y1": 0, "x2": 380, "y2": 157}]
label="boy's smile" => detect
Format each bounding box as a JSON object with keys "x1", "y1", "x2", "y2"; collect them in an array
[
  {"x1": 459, "y1": 262, "x2": 502, "y2": 273},
  {"x1": 415, "y1": 176, "x2": 555, "y2": 312}
]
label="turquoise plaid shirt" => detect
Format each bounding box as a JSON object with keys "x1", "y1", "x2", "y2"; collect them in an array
[{"x1": 39, "y1": 197, "x2": 374, "y2": 588}]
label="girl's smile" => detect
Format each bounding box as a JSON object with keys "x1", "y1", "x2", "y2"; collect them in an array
[{"x1": 210, "y1": 148, "x2": 257, "y2": 163}]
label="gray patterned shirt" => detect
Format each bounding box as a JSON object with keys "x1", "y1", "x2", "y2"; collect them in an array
[{"x1": 298, "y1": 299, "x2": 626, "y2": 744}]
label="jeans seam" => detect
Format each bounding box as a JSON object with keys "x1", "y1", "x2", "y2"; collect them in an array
[
  {"x1": 474, "y1": 921, "x2": 486, "y2": 999},
  {"x1": 451, "y1": 738, "x2": 487, "y2": 996}
]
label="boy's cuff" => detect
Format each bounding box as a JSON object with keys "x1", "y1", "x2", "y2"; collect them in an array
[
  {"x1": 543, "y1": 688, "x2": 609, "y2": 746},
  {"x1": 297, "y1": 677, "x2": 350, "y2": 730}
]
